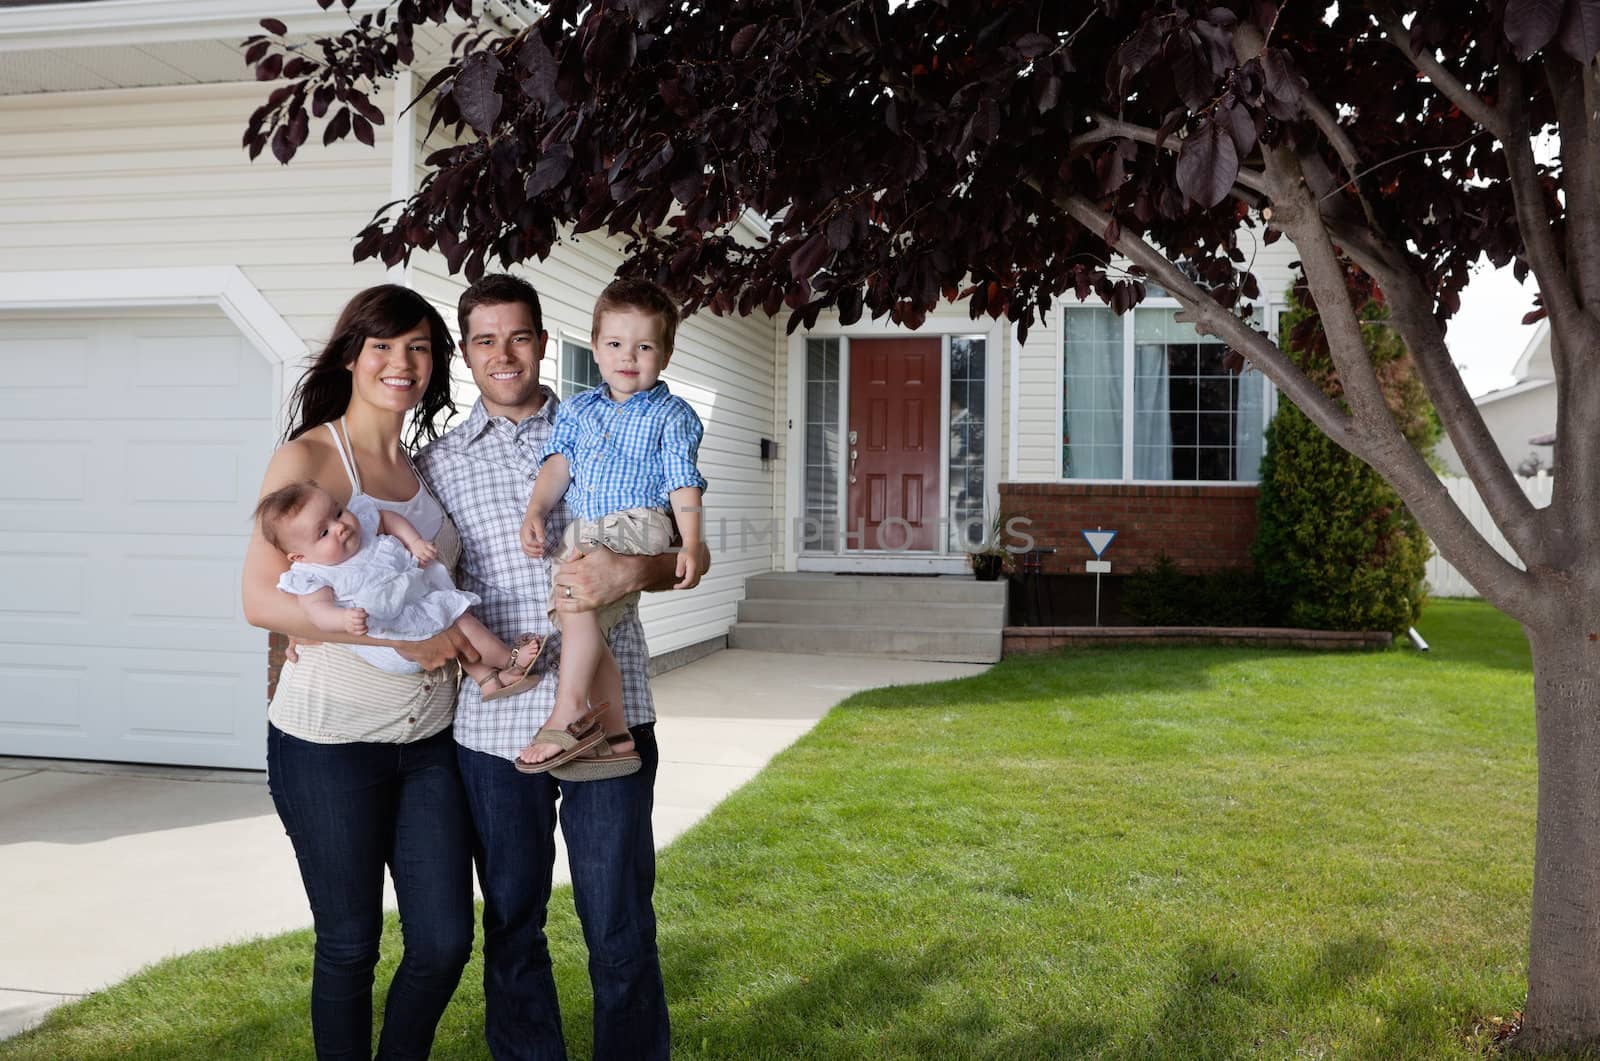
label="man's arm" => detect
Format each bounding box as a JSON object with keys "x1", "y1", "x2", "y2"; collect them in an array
[{"x1": 553, "y1": 541, "x2": 712, "y2": 613}]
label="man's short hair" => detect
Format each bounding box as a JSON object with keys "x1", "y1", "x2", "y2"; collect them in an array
[
  {"x1": 591, "y1": 278, "x2": 680, "y2": 355},
  {"x1": 253, "y1": 480, "x2": 319, "y2": 552},
  {"x1": 457, "y1": 274, "x2": 544, "y2": 344}
]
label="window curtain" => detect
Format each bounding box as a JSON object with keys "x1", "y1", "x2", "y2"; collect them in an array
[
  {"x1": 1063, "y1": 311, "x2": 1122, "y2": 478},
  {"x1": 1234, "y1": 367, "x2": 1265, "y2": 480},
  {"x1": 1132, "y1": 344, "x2": 1172, "y2": 479}
]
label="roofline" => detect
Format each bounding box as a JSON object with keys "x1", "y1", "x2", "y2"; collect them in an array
[
  {"x1": 0, "y1": 0, "x2": 385, "y2": 51},
  {"x1": 1475, "y1": 377, "x2": 1555, "y2": 405},
  {"x1": 1510, "y1": 318, "x2": 1551, "y2": 381}
]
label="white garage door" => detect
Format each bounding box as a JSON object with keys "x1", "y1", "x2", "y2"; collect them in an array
[{"x1": 0, "y1": 309, "x2": 276, "y2": 769}]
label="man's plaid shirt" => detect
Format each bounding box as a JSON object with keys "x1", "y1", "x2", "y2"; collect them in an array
[{"x1": 415, "y1": 389, "x2": 656, "y2": 761}]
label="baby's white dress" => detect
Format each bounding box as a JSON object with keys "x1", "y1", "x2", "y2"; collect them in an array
[{"x1": 277, "y1": 493, "x2": 480, "y2": 674}]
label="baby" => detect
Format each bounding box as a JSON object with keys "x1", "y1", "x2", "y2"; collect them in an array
[
  {"x1": 518, "y1": 278, "x2": 706, "y2": 777},
  {"x1": 256, "y1": 480, "x2": 539, "y2": 700}
]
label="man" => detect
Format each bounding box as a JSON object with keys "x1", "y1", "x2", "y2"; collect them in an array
[{"x1": 416, "y1": 273, "x2": 702, "y2": 1060}]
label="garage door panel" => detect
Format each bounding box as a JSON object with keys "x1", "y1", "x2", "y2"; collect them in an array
[
  {"x1": 0, "y1": 646, "x2": 263, "y2": 769},
  {"x1": 0, "y1": 549, "x2": 87, "y2": 617},
  {"x1": 0, "y1": 441, "x2": 90, "y2": 502},
  {"x1": 0, "y1": 310, "x2": 277, "y2": 769},
  {"x1": 0, "y1": 333, "x2": 89, "y2": 388},
  {"x1": 0, "y1": 661, "x2": 87, "y2": 734}
]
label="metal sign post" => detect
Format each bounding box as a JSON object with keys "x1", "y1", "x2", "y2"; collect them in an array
[{"x1": 1081, "y1": 528, "x2": 1117, "y2": 627}]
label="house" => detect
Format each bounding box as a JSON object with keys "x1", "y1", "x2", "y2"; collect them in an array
[
  {"x1": 1436, "y1": 322, "x2": 1556, "y2": 477},
  {"x1": 0, "y1": 0, "x2": 1303, "y2": 769}
]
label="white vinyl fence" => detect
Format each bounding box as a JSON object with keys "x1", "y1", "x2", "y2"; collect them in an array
[{"x1": 1426, "y1": 474, "x2": 1554, "y2": 597}]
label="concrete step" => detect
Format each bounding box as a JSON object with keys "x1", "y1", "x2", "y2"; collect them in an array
[
  {"x1": 736, "y1": 597, "x2": 1006, "y2": 630},
  {"x1": 727, "y1": 622, "x2": 1002, "y2": 663},
  {"x1": 743, "y1": 572, "x2": 1006, "y2": 605}
]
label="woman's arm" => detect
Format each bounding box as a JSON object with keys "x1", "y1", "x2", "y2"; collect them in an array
[{"x1": 242, "y1": 441, "x2": 477, "y2": 666}]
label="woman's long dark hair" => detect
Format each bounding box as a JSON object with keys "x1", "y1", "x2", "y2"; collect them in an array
[{"x1": 282, "y1": 285, "x2": 457, "y2": 448}]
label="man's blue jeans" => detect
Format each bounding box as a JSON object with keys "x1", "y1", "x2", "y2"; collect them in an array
[
  {"x1": 267, "y1": 724, "x2": 475, "y2": 1061},
  {"x1": 456, "y1": 724, "x2": 669, "y2": 1061}
]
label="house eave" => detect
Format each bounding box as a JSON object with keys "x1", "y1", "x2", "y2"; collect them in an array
[{"x1": 1474, "y1": 377, "x2": 1555, "y2": 406}]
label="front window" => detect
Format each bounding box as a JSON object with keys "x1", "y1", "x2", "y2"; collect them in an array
[
  {"x1": 559, "y1": 338, "x2": 601, "y2": 399},
  {"x1": 1063, "y1": 305, "x2": 1267, "y2": 482}
]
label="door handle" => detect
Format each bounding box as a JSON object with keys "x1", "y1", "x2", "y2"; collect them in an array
[{"x1": 849, "y1": 435, "x2": 858, "y2": 483}]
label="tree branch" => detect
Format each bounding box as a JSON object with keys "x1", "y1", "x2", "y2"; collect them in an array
[
  {"x1": 1072, "y1": 114, "x2": 1271, "y2": 196},
  {"x1": 1546, "y1": 55, "x2": 1600, "y2": 312},
  {"x1": 1499, "y1": 63, "x2": 1589, "y2": 353},
  {"x1": 1381, "y1": 16, "x2": 1508, "y2": 140},
  {"x1": 1317, "y1": 214, "x2": 1548, "y2": 565},
  {"x1": 1058, "y1": 192, "x2": 1355, "y2": 449},
  {"x1": 1057, "y1": 190, "x2": 1537, "y2": 618}
]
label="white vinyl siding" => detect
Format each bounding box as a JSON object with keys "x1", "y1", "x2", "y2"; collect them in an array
[{"x1": 0, "y1": 81, "x2": 399, "y2": 348}]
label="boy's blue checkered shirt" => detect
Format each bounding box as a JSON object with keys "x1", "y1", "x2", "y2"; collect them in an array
[{"x1": 539, "y1": 381, "x2": 707, "y2": 520}]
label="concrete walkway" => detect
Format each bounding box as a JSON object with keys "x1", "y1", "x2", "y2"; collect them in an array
[{"x1": 0, "y1": 649, "x2": 987, "y2": 1040}]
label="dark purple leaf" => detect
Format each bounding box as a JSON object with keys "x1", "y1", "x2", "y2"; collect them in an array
[
  {"x1": 1558, "y1": 0, "x2": 1600, "y2": 60},
  {"x1": 1505, "y1": 0, "x2": 1563, "y2": 58},
  {"x1": 260, "y1": 17, "x2": 288, "y2": 35},
  {"x1": 1218, "y1": 98, "x2": 1258, "y2": 157},
  {"x1": 1261, "y1": 49, "x2": 1304, "y2": 118},
  {"x1": 256, "y1": 53, "x2": 284, "y2": 81},
  {"x1": 790, "y1": 231, "x2": 831, "y2": 279},
  {"x1": 352, "y1": 114, "x2": 375, "y2": 146},
  {"x1": 1015, "y1": 32, "x2": 1054, "y2": 58},
  {"x1": 271, "y1": 124, "x2": 294, "y2": 163},
  {"x1": 525, "y1": 143, "x2": 574, "y2": 197},
  {"x1": 324, "y1": 106, "x2": 351, "y2": 145},
  {"x1": 517, "y1": 34, "x2": 558, "y2": 102},
  {"x1": 1176, "y1": 119, "x2": 1239, "y2": 208},
  {"x1": 245, "y1": 40, "x2": 271, "y2": 65},
  {"x1": 731, "y1": 24, "x2": 761, "y2": 58},
  {"x1": 1171, "y1": 31, "x2": 1212, "y2": 111},
  {"x1": 454, "y1": 51, "x2": 504, "y2": 134}
]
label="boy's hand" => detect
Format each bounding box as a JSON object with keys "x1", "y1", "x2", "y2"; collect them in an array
[
  {"x1": 408, "y1": 538, "x2": 438, "y2": 566},
  {"x1": 520, "y1": 508, "x2": 549, "y2": 558},
  {"x1": 343, "y1": 608, "x2": 369, "y2": 636},
  {"x1": 674, "y1": 546, "x2": 703, "y2": 590}
]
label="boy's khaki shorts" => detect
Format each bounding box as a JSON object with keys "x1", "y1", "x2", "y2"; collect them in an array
[{"x1": 549, "y1": 507, "x2": 677, "y2": 634}]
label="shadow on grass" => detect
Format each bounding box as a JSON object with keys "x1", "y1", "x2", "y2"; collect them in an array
[
  {"x1": 1139, "y1": 934, "x2": 1391, "y2": 1060},
  {"x1": 659, "y1": 941, "x2": 1112, "y2": 1060}
]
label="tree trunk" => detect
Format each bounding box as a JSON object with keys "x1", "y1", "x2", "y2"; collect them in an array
[{"x1": 1521, "y1": 619, "x2": 1600, "y2": 1051}]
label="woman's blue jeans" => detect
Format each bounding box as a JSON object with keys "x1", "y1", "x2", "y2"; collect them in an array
[{"x1": 267, "y1": 723, "x2": 475, "y2": 1060}]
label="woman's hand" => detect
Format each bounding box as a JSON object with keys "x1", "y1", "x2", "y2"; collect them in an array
[{"x1": 393, "y1": 626, "x2": 481, "y2": 670}]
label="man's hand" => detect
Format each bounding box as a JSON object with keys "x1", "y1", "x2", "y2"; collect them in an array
[
  {"x1": 394, "y1": 626, "x2": 481, "y2": 670},
  {"x1": 674, "y1": 546, "x2": 703, "y2": 590},
  {"x1": 520, "y1": 508, "x2": 549, "y2": 558},
  {"x1": 553, "y1": 548, "x2": 640, "y2": 613},
  {"x1": 285, "y1": 636, "x2": 322, "y2": 664},
  {"x1": 407, "y1": 539, "x2": 439, "y2": 567},
  {"x1": 343, "y1": 608, "x2": 369, "y2": 635}
]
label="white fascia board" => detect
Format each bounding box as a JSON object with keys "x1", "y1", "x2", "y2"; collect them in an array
[
  {"x1": 1509, "y1": 319, "x2": 1550, "y2": 382},
  {"x1": 1474, "y1": 377, "x2": 1555, "y2": 406},
  {"x1": 0, "y1": 0, "x2": 387, "y2": 51}
]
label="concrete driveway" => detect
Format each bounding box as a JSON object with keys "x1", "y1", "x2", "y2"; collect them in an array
[{"x1": 0, "y1": 649, "x2": 987, "y2": 1039}]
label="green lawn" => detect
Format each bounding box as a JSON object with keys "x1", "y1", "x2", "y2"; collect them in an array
[{"x1": 2, "y1": 599, "x2": 1542, "y2": 1060}]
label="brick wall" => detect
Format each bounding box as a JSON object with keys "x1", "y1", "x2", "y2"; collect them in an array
[{"x1": 999, "y1": 482, "x2": 1259, "y2": 575}]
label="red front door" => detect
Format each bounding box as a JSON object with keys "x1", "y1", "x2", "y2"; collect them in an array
[{"x1": 848, "y1": 338, "x2": 941, "y2": 552}]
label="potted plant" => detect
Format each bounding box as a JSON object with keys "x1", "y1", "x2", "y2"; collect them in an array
[{"x1": 967, "y1": 510, "x2": 1010, "y2": 581}]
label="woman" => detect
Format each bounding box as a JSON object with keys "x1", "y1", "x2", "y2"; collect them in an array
[{"x1": 242, "y1": 285, "x2": 473, "y2": 1060}]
